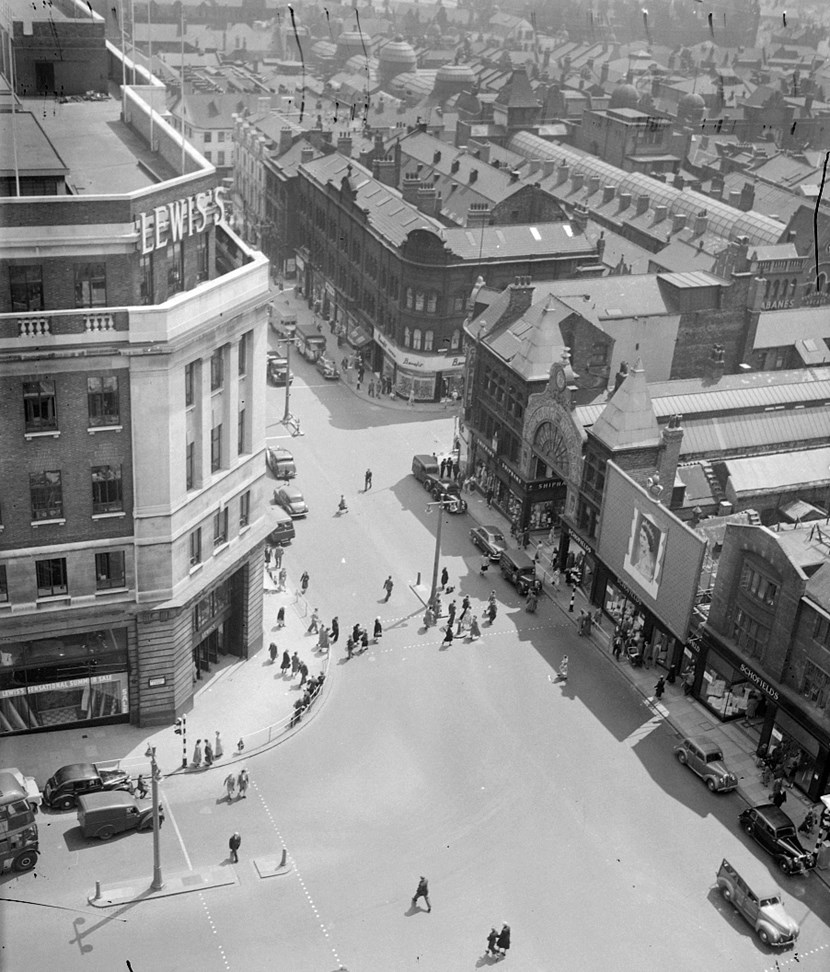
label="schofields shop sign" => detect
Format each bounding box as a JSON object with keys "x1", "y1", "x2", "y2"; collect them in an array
[
  {"x1": 739, "y1": 662, "x2": 780, "y2": 702},
  {"x1": 137, "y1": 187, "x2": 228, "y2": 254}
]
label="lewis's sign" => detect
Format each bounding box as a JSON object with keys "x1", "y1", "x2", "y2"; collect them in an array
[{"x1": 137, "y1": 187, "x2": 227, "y2": 255}]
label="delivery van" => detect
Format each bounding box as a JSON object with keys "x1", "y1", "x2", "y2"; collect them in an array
[
  {"x1": 411, "y1": 454, "x2": 440, "y2": 483},
  {"x1": 76, "y1": 791, "x2": 155, "y2": 840},
  {"x1": 267, "y1": 507, "x2": 296, "y2": 546},
  {"x1": 499, "y1": 548, "x2": 537, "y2": 594}
]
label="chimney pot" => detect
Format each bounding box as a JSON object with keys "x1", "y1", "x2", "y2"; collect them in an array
[
  {"x1": 671, "y1": 213, "x2": 687, "y2": 232},
  {"x1": 618, "y1": 192, "x2": 632, "y2": 211},
  {"x1": 571, "y1": 173, "x2": 584, "y2": 191},
  {"x1": 602, "y1": 184, "x2": 615, "y2": 203},
  {"x1": 636, "y1": 194, "x2": 650, "y2": 215},
  {"x1": 587, "y1": 175, "x2": 600, "y2": 194},
  {"x1": 557, "y1": 164, "x2": 570, "y2": 185},
  {"x1": 654, "y1": 205, "x2": 668, "y2": 222}
]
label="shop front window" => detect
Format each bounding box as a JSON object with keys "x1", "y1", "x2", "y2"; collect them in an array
[
  {"x1": 765, "y1": 718, "x2": 817, "y2": 795},
  {"x1": 800, "y1": 660, "x2": 830, "y2": 711},
  {"x1": 0, "y1": 629, "x2": 129, "y2": 733},
  {"x1": 700, "y1": 655, "x2": 755, "y2": 720}
]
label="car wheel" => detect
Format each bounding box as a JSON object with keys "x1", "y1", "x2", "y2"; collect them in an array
[
  {"x1": 12, "y1": 849, "x2": 37, "y2": 872},
  {"x1": 676, "y1": 751, "x2": 688, "y2": 765},
  {"x1": 720, "y1": 885, "x2": 732, "y2": 903},
  {"x1": 742, "y1": 821, "x2": 754, "y2": 836},
  {"x1": 706, "y1": 778, "x2": 717, "y2": 792},
  {"x1": 139, "y1": 818, "x2": 153, "y2": 831},
  {"x1": 57, "y1": 796, "x2": 75, "y2": 812},
  {"x1": 757, "y1": 928, "x2": 771, "y2": 946},
  {"x1": 776, "y1": 856, "x2": 792, "y2": 874},
  {"x1": 97, "y1": 825, "x2": 116, "y2": 840}
]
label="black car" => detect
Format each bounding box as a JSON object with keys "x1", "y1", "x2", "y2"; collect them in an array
[
  {"x1": 738, "y1": 804, "x2": 816, "y2": 875},
  {"x1": 422, "y1": 475, "x2": 467, "y2": 512},
  {"x1": 42, "y1": 762, "x2": 132, "y2": 812}
]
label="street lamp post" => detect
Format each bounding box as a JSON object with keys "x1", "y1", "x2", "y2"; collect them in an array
[
  {"x1": 282, "y1": 335, "x2": 292, "y2": 424},
  {"x1": 145, "y1": 743, "x2": 164, "y2": 892},
  {"x1": 426, "y1": 492, "x2": 454, "y2": 608}
]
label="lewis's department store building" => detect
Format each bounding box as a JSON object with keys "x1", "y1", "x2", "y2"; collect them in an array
[{"x1": 0, "y1": 8, "x2": 271, "y2": 734}]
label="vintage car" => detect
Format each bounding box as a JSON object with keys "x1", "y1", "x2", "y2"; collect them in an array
[
  {"x1": 716, "y1": 857, "x2": 799, "y2": 947},
  {"x1": 315, "y1": 356, "x2": 340, "y2": 380},
  {"x1": 674, "y1": 736, "x2": 739, "y2": 792},
  {"x1": 738, "y1": 804, "x2": 816, "y2": 875},
  {"x1": 274, "y1": 485, "x2": 309, "y2": 519},
  {"x1": 470, "y1": 525, "x2": 507, "y2": 561},
  {"x1": 42, "y1": 762, "x2": 131, "y2": 811}
]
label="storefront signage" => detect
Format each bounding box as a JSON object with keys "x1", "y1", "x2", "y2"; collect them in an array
[
  {"x1": 739, "y1": 662, "x2": 780, "y2": 702},
  {"x1": 761, "y1": 299, "x2": 794, "y2": 311},
  {"x1": 477, "y1": 438, "x2": 495, "y2": 459},
  {"x1": 375, "y1": 329, "x2": 465, "y2": 374},
  {"x1": 499, "y1": 460, "x2": 522, "y2": 485},
  {"x1": 147, "y1": 675, "x2": 167, "y2": 688},
  {"x1": 568, "y1": 530, "x2": 593, "y2": 554},
  {"x1": 527, "y1": 478, "x2": 564, "y2": 492},
  {"x1": 137, "y1": 187, "x2": 227, "y2": 255},
  {"x1": 610, "y1": 576, "x2": 642, "y2": 607},
  {"x1": 0, "y1": 673, "x2": 121, "y2": 699}
]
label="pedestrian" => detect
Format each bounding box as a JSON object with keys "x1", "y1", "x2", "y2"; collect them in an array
[
  {"x1": 535, "y1": 541, "x2": 544, "y2": 563},
  {"x1": 237, "y1": 768, "x2": 249, "y2": 799},
  {"x1": 352, "y1": 622, "x2": 361, "y2": 643},
  {"x1": 331, "y1": 616, "x2": 339, "y2": 643},
  {"x1": 317, "y1": 626, "x2": 329, "y2": 651},
  {"x1": 214, "y1": 731, "x2": 223, "y2": 759},
  {"x1": 300, "y1": 570, "x2": 309, "y2": 594},
  {"x1": 308, "y1": 608, "x2": 320, "y2": 633},
  {"x1": 365, "y1": 468, "x2": 373, "y2": 490},
  {"x1": 772, "y1": 787, "x2": 788, "y2": 808},
  {"x1": 480, "y1": 554, "x2": 489, "y2": 574},
  {"x1": 204, "y1": 740, "x2": 214, "y2": 766},
  {"x1": 411, "y1": 875, "x2": 431, "y2": 912},
  {"x1": 408, "y1": 387, "x2": 415, "y2": 406},
  {"x1": 360, "y1": 628, "x2": 370, "y2": 651},
  {"x1": 446, "y1": 600, "x2": 457, "y2": 629},
  {"x1": 291, "y1": 651, "x2": 300, "y2": 677},
  {"x1": 337, "y1": 494, "x2": 348, "y2": 514},
  {"x1": 269, "y1": 641, "x2": 278, "y2": 663},
  {"x1": 552, "y1": 567, "x2": 561, "y2": 591},
  {"x1": 612, "y1": 634, "x2": 623, "y2": 661},
  {"x1": 224, "y1": 773, "x2": 236, "y2": 801},
  {"x1": 383, "y1": 575, "x2": 394, "y2": 601},
  {"x1": 192, "y1": 739, "x2": 203, "y2": 767},
  {"x1": 486, "y1": 486, "x2": 493, "y2": 507},
  {"x1": 440, "y1": 566, "x2": 449, "y2": 589},
  {"x1": 368, "y1": 379, "x2": 375, "y2": 398},
  {"x1": 558, "y1": 656, "x2": 569, "y2": 680},
  {"x1": 134, "y1": 775, "x2": 148, "y2": 799},
  {"x1": 278, "y1": 567, "x2": 287, "y2": 591},
  {"x1": 299, "y1": 661, "x2": 309, "y2": 686},
  {"x1": 229, "y1": 831, "x2": 241, "y2": 862},
  {"x1": 654, "y1": 676, "x2": 666, "y2": 700},
  {"x1": 273, "y1": 545, "x2": 283, "y2": 569},
  {"x1": 486, "y1": 602, "x2": 497, "y2": 625},
  {"x1": 265, "y1": 546, "x2": 271, "y2": 566},
  {"x1": 442, "y1": 625, "x2": 454, "y2": 647},
  {"x1": 281, "y1": 649, "x2": 291, "y2": 676},
  {"x1": 496, "y1": 923, "x2": 511, "y2": 957},
  {"x1": 486, "y1": 927, "x2": 499, "y2": 957},
  {"x1": 373, "y1": 617, "x2": 383, "y2": 641},
  {"x1": 469, "y1": 615, "x2": 481, "y2": 640},
  {"x1": 452, "y1": 459, "x2": 459, "y2": 480},
  {"x1": 346, "y1": 636, "x2": 355, "y2": 659}
]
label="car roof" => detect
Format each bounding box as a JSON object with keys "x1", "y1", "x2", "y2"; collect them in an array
[
  {"x1": 268, "y1": 446, "x2": 294, "y2": 460},
  {"x1": 77, "y1": 791, "x2": 138, "y2": 810},
  {"x1": 280, "y1": 486, "x2": 302, "y2": 497},
  {"x1": 53, "y1": 763, "x2": 97, "y2": 783},
  {"x1": 750, "y1": 804, "x2": 796, "y2": 828},
  {"x1": 684, "y1": 736, "x2": 723, "y2": 754},
  {"x1": 0, "y1": 772, "x2": 27, "y2": 802},
  {"x1": 479, "y1": 525, "x2": 504, "y2": 534}
]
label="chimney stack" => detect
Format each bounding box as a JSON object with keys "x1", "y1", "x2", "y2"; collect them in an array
[
  {"x1": 504, "y1": 276, "x2": 535, "y2": 324},
  {"x1": 301, "y1": 146, "x2": 314, "y2": 164},
  {"x1": 693, "y1": 212, "x2": 709, "y2": 236},
  {"x1": 703, "y1": 343, "x2": 726, "y2": 382},
  {"x1": 602, "y1": 185, "x2": 616, "y2": 204},
  {"x1": 618, "y1": 192, "x2": 632, "y2": 211},
  {"x1": 654, "y1": 205, "x2": 668, "y2": 222},
  {"x1": 557, "y1": 163, "x2": 570, "y2": 185},
  {"x1": 587, "y1": 175, "x2": 600, "y2": 195},
  {"x1": 657, "y1": 413, "x2": 684, "y2": 500},
  {"x1": 636, "y1": 194, "x2": 650, "y2": 216},
  {"x1": 671, "y1": 213, "x2": 687, "y2": 233},
  {"x1": 542, "y1": 159, "x2": 555, "y2": 178},
  {"x1": 337, "y1": 133, "x2": 353, "y2": 158},
  {"x1": 739, "y1": 181, "x2": 755, "y2": 212},
  {"x1": 571, "y1": 173, "x2": 584, "y2": 192},
  {"x1": 279, "y1": 127, "x2": 294, "y2": 155}
]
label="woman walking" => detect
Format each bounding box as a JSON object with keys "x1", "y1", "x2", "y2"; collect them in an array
[
  {"x1": 373, "y1": 617, "x2": 383, "y2": 642},
  {"x1": 280, "y1": 650, "x2": 291, "y2": 677},
  {"x1": 224, "y1": 772, "x2": 236, "y2": 801},
  {"x1": 469, "y1": 615, "x2": 481, "y2": 640},
  {"x1": 192, "y1": 739, "x2": 203, "y2": 767}
]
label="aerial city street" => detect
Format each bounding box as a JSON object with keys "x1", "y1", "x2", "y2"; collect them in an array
[{"x1": 2, "y1": 0, "x2": 830, "y2": 969}]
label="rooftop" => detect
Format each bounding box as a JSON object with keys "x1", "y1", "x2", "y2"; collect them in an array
[{"x1": 441, "y1": 223, "x2": 596, "y2": 262}]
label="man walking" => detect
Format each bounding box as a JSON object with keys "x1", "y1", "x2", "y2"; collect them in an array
[
  {"x1": 330, "y1": 616, "x2": 339, "y2": 643},
  {"x1": 364, "y1": 469, "x2": 373, "y2": 491},
  {"x1": 237, "y1": 768, "x2": 249, "y2": 799},
  {"x1": 446, "y1": 600, "x2": 457, "y2": 630},
  {"x1": 308, "y1": 608, "x2": 320, "y2": 634},
  {"x1": 412, "y1": 875, "x2": 431, "y2": 912},
  {"x1": 291, "y1": 651, "x2": 300, "y2": 678},
  {"x1": 299, "y1": 660, "x2": 309, "y2": 687},
  {"x1": 229, "y1": 832, "x2": 241, "y2": 863},
  {"x1": 300, "y1": 570, "x2": 310, "y2": 594},
  {"x1": 383, "y1": 576, "x2": 394, "y2": 601}
]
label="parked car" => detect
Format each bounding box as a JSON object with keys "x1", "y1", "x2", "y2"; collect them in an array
[
  {"x1": 738, "y1": 804, "x2": 816, "y2": 875},
  {"x1": 43, "y1": 762, "x2": 131, "y2": 811},
  {"x1": 266, "y1": 446, "x2": 296, "y2": 479},
  {"x1": 77, "y1": 791, "x2": 156, "y2": 840},
  {"x1": 411, "y1": 454, "x2": 440, "y2": 483},
  {"x1": 499, "y1": 548, "x2": 537, "y2": 594},
  {"x1": 422, "y1": 475, "x2": 467, "y2": 512},
  {"x1": 470, "y1": 525, "x2": 507, "y2": 561},
  {"x1": 267, "y1": 507, "x2": 296, "y2": 546},
  {"x1": 315, "y1": 356, "x2": 340, "y2": 380},
  {"x1": 0, "y1": 767, "x2": 42, "y2": 811},
  {"x1": 674, "y1": 736, "x2": 738, "y2": 792},
  {"x1": 274, "y1": 485, "x2": 309, "y2": 518},
  {"x1": 716, "y1": 857, "x2": 799, "y2": 947},
  {"x1": 266, "y1": 352, "x2": 293, "y2": 386}
]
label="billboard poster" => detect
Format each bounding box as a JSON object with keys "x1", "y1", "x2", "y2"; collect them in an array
[
  {"x1": 597, "y1": 463, "x2": 706, "y2": 641},
  {"x1": 623, "y1": 507, "x2": 667, "y2": 599}
]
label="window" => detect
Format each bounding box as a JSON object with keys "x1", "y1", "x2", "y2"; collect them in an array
[
  {"x1": 450, "y1": 329, "x2": 461, "y2": 351},
  {"x1": 452, "y1": 295, "x2": 465, "y2": 312},
  {"x1": 426, "y1": 293, "x2": 437, "y2": 313},
  {"x1": 405, "y1": 287, "x2": 414, "y2": 309},
  {"x1": 95, "y1": 551, "x2": 125, "y2": 590},
  {"x1": 10, "y1": 265, "x2": 44, "y2": 311},
  {"x1": 237, "y1": 408, "x2": 246, "y2": 455},
  {"x1": 218, "y1": 131, "x2": 225, "y2": 142},
  {"x1": 732, "y1": 606, "x2": 769, "y2": 659},
  {"x1": 23, "y1": 380, "x2": 57, "y2": 431},
  {"x1": 87, "y1": 376, "x2": 119, "y2": 426},
  {"x1": 240, "y1": 490, "x2": 250, "y2": 528},
  {"x1": 30, "y1": 471, "x2": 63, "y2": 520},
  {"x1": 740, "y1": 562, "x2": 778, "y2": 607},
  {"x1": 211, "y1": 423, "x2": 222, "y2": 472},
  {"x1": 213, "y1": 507, "x2": 228, "y2": 547},
  {"x1": 210, "y1": 348, "x2": 224, "y2": 390},
  {"x1": 403, "y1": 326, "x2": 411, "y2": 347},
  {"x1": 204, "y1": 132, "x2": 212, "y2": 143},
  {"x1": 412, "y1": 329, "x2": 422, "y2": 350},
  {"x1": 801, "y1": 660, "x2": 830, "y2": 710},
  {"x1": 238, "y1": 332, "x2": 250, "y2": 376},
  {"x1": 414, "y1": 291, "x2": 425, "y2": 312},
  {"x1": 186, "y1": 441, "x2": 195, "y2": 490},
  {"x1": 36, "y1": 557, "x2": 67, "y2": 597},
  {"x1": 217, "y1": 151, "x2": 226, "y2": 166},
  {"x1": 196, "y1": 233, "x2": 209, "y2": 283},
  {"x1": 166, "y1": 240, "x2": 184, "y2": 295},
  {"x1": 424, "y1": 330, "x2": 434, "y2": 352},
  {"x1": 74, "y1": 263, "x2": 107, "y2": 307},
  {"x1": 139, "y1": 252, "x2": 154, "y2": 304},
  {"x1": 92, "y1": 465, "x2": 123, "y2": 514},
  {"x1": 189, "y1": 527, "x2": 202, "y2": 567},
  {"x1": 0, "y1": 565, "x2": 7, "y2": 603},
  {"x1": 204, "y1": 150, "x2": 212, "y2": 162},
  {"x1": 812, "y1": 614, "x2": 830, "y2": 648},
  {"x1": 185, "y1": 361, "x2": 196, "y2": 406}
]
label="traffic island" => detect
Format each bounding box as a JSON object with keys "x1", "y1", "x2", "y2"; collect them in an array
[
  {"x1": 87, "y1": 866, "x2": 237, "y2": 907},
  {"x1": 254, "y1": 848, "x2": 293, "y2": 879}
]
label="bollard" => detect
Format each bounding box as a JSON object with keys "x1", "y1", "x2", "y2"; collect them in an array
[
  {"x1": 569, "y1": 588, "x2": 575, "y2": 613},
  {"x1": 94, "y1": 880, "x2": 101, "y2": 900},
  {"x1": 279, "y1": 848, "x2": 288, "y2": 869},
  {"x1": 416, "y1": 571, "x2": 421, "y2": 587}
]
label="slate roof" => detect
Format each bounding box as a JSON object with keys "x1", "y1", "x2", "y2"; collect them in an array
[
  {"x1": 725, "y1": 447, "x2": 830, "y2": 497},
  {"x1": 753, "y1": 308, "x2": 830, "y2": 350},
  {"x1": 590, "y1": 361, "x2": 662, "y2": 450},
  {"x1": 175, "y1": 92, "x2": 262, "y2": 129},
  {"x1": 440, "y1": 223, "x2": 596, "y2": 262}
]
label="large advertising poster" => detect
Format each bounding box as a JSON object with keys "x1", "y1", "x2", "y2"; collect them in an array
[{"x1": 597, "y1": 463, "x2": 706, "y2": 640}]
